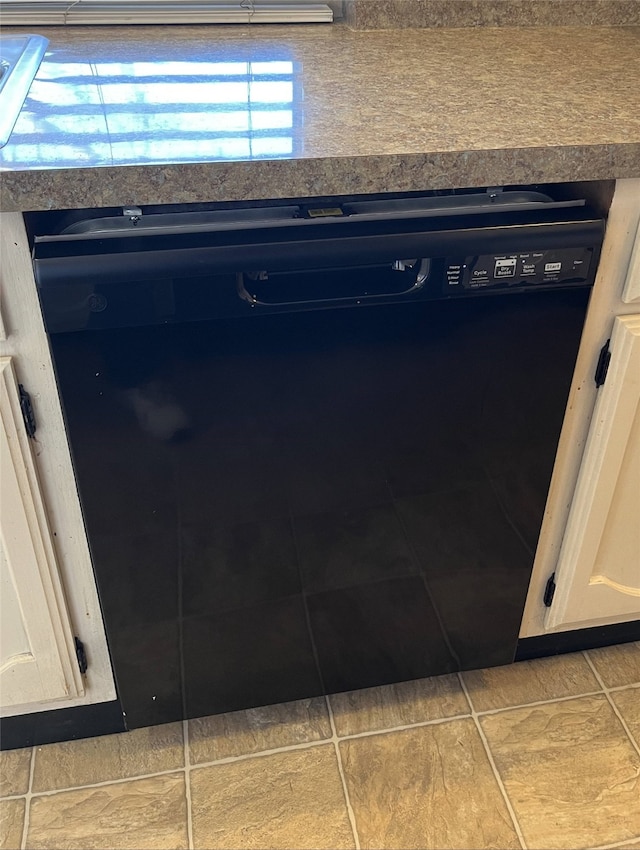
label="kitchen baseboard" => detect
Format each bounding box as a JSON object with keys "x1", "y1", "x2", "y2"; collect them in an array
[
  {"x1": 0, "y1": 700, "x2": 125, "y2": 751},
  {"x1": 516, "y1": 620, "x2": 640, "y2": 662}
]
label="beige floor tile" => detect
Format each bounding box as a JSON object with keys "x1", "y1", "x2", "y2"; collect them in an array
[
  {"x1": 462, "y1": 652, "x2": 600, "y2": 712},
  {"x1": 190, "y1": 744, "x2": 355, "y2": 849},
  {"x1": 32, "y1": 722, "x2": 183, "y2": 792},
  {"x1": 329, "y1": 673, "x2": 469, "y2": 737},
  {"x1": 611, "y1": 687, "x2": 640, "y2": 745},
  {"x1": 339, "y1": 718, "x2": 520, "y2": 849},
  {"x1": 0, "y1": 748, "x2": 31, "y2": 798},
  {"x1": 0, "y1": 797, "x2": 25, "y2": 850},
  {"x1": 27, "y1": 773, "x2": 188, "y2": 850},
  {"x1": 189, "y1": 696, "x2": 331, "y2": 763},
  {"x1": 588, "y1": 642, "x2": 640, "y2": 688},
  {"x1": 480, "y1": 694, "x2": 640, "y2": 850}
]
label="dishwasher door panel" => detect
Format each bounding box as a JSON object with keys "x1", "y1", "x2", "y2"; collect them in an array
[{"x1": 48, "y1": 287, "x2": 589, "y2": 727}]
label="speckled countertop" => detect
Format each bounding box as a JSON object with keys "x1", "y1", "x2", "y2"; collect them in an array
[{"x1": 0, "y1": 22, "x2": 639, "y2": 211}]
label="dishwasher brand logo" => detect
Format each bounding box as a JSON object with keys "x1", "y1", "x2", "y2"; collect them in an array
[{"x1": 88, "y1": 293, "x2": 108, "y2": 313}]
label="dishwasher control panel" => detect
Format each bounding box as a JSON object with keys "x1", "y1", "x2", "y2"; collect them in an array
[{"x1": 444, "y1": 247, "x2": 593, "y2": 291}]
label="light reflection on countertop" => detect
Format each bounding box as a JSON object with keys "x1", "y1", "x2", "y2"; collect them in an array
[{"x1": 1, "y1": 49, "x2": 301, "y2": 169}]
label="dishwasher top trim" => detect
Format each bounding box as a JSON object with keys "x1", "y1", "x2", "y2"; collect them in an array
[{"x1": 34, "y1": 189, "x2": 587, "y2": 243}]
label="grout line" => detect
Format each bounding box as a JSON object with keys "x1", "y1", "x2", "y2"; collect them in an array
[
  {"x1": 607, "y1": 681, "x2": 640, "y2": 694},
  {"x1": 387, "y1": 488, "x2": 462, "y2": 669},
  {"x1": 288, "y1": 506, "x2": 328, "y2": 697},
  {"x1": 472, "y1": 688, "x2": 605, "y2": 717},
  {"x1": 335, "y1": 711, "x2": 472, "y2": 741},
  {"x1": 457, "y1": 673, "x2": 528, "y2": 850},
  {"x1": 178, "y1": 488, "x2": 193, "y2": 850},
  {"x1": 21, "y1": 765, "x2": 186, "y2": 799},
  {"x1": 20, "y1": 745, "x2": 36, "y2": 850},
  {"x1": 177, "y1": 500, "x2": 188, "y2": 722},
  {"x1": 325, "y1": 696, "x2": 361, "y2": 850},
  {"x1": 582, "y1": 651, "x2": 640, "y2": 759},
  {"x1": 189, "y1": 738, "x2": 331, "y2": 772},
  {"x1": 590, "y1": 836, "x2": 640, "y2": 850},
  {"x1": 486, "y1": 471, "x2": 535, "y2": 560},
  {"x1": 183, "y1": 720, "x2": 194, "y2": 850}
]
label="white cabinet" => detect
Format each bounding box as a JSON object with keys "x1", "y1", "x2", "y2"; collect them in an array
[
  {"x1": 0, "y1": 212, "x2": 116, "y2": 717},
  {"x1": 545, "y1": 314, "x2": 640, "y2": 630},
  {"x1": 521, "y1": 177, "x2": 640, "y2": 638},
  {"x1": 0, "y1": 356, "x2": 84, "y2": 707}
]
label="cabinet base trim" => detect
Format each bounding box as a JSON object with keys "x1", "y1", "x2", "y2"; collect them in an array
[
  {"x1": 0, "y1": 699, "x2": 125, "y2": 751},
  {"x1": 516, "y1": 620, "x2": 640, "y2": 661}
]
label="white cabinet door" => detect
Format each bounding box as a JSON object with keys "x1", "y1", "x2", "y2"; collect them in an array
[
  {"x1": 545, "y1": 314, "x2": 640, "y2": 630},
  {"x1": 0, "y1": 356, "x2": 84, "y2": 707}
]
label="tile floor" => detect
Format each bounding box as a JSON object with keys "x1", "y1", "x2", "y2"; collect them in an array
[{"x1": 1, "y1": 642, "x2": 639, "y2": 850}]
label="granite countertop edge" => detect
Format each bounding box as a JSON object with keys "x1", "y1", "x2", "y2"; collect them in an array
[{"x1": 2, "y1": 143, "x2": 640, "y2": 213}]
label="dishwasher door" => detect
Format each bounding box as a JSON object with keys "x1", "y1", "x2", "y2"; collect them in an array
[{"x1": 33, "y1": 203, "x2": 600, "y2": 728}]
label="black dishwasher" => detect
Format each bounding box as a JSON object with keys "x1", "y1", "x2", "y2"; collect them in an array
[{"x1": 30, "y1": 188, "x2": 604, "y2": 728}]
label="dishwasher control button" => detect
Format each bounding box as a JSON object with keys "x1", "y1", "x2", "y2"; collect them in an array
[
  {"x1": 472, "y1": 268, "x2": 490, "y2": 279},
  {"x1": 494, "y1": 258, "x2": 517, "y2": 278},
  {"x1": 544, "y1": 261, "x2": 562, "y2": 273}
]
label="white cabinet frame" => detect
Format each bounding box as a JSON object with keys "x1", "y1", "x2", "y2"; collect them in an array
[
  {"x1": 545, "y1": 315, "x2": 640, "y2": 629},
  {"x1": 521, "y1": 178, "x2": 640, "y2": 637},
  {"x1": 0, "y1": 212, "x2": 116, "y2": 716},
  {"x1": 1, "y1": 356, "x2": 84, "y2": 707}
]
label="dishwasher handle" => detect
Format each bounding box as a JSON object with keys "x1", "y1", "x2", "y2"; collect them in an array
[{"x1": 236, "y1": 259, "x2": 431, "y2": 310}]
